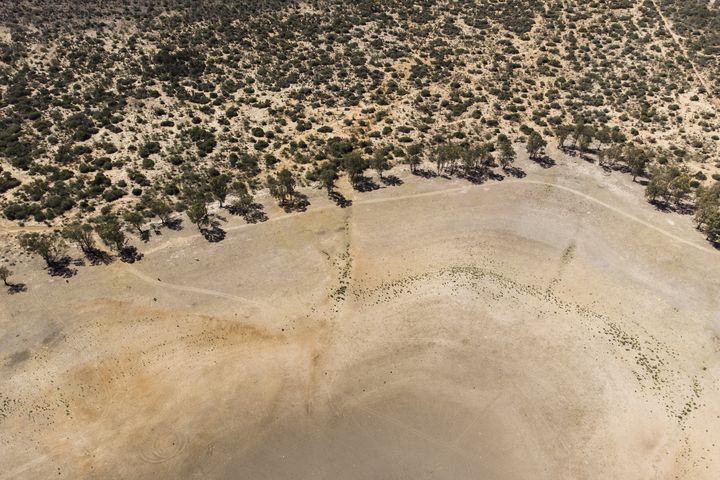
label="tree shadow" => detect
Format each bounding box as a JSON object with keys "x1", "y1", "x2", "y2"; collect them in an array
[
  {"x1": 457, "y1": 167, "x2": 488, "y2": 185},
  {"x1": 562, "y1": 145, "x2": 595, "y2": 156},
  {"x1": 675, "y1": 202, "x2": 695, "y2": 216},
  {"x1": 47, "y1": 256, "x2": 77, "y2": 278},
  {"x1": 380, "y1": 175, "x2": 403, "y2": 186},
  {"x1": 412, "y1": 168, "x2": 437, "y2": 179},
  {"x1": 227, "y1": 203, "x2": 245, "y2": 216},
  {"x1": 611, "y1": 164, "x2": 630, "y2": 174},
  {"x1": 200, "y1": 221, "x2": 227, "y2": 243},
  {"x1": 457, "y1": 167, "x2": 507, "y2": 184},
  {"x1": 244, "y1": 203, "x2": 268, "y2": 223},
  {"x1": 648, "y1": 199, "x2": 693, "y2": 215},
  {"x1": 648, "y1": 199, "x2": 673, "y2": 212},
  {"x1": 120, "y1": 245, "x2": 144, "y2": 263},
  {"x1": 85, "y1": 248, "x2": 113, "y2": 265},
  {"x1": 228, "y1": 202, "x2": 268, "y2": 223},
  {"x1": 7, "y1": 283, "x2": 27, "y2": 294},
  {"x1": 164, "y1": 218, "x2": 184, "y2": 231},
  {"x1": 487, "y1": 170, "x2": 505, "y2": 182},
  {"x1": 329, "y1": 190, "x2": 353, "y2": 208},
  {"x1": 532, "y1": 155, "x2": 556, "y2": 168},
  {"x1": 281, "y1": 193, "x2": 310, "y2": 213},
  {"x1": 352, "y1": 176, "x2": 380, "y2": 192},
  {"x1": 503, "y1": 166, "x2": 526, "y2": 178}
]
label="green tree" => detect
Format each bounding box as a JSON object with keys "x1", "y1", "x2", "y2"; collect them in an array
[
  {"x1": 266, "y1": 176, "x2": 281, "y2": 202},
  {"x1": 62, "y1": 222, "x2": 96, "y2": 253},
  {"x1": 460, "y1": 145, "x2": 479, "y2": 174},
  {"x1": 645, "y1": 164, "x2": 689, "y2": 206},
  {"x1": 572, "y1": 121, "x2": 594, "y2": 151},
  {"x1": 267, "y1": 168, "x2": 296, "y2": 204},
  {"x1": 432, "y1": 147, "x2": 447, "y2": 174},
  {"x1": 229, "y1": 181, "x2": 254, "y2": 214},
  {"x1": 670, "y1": 173, "x2": 692, "y2": 206},
  {"x1": 319, "y1": 165, "x2": 338, "y2": 193},
  {"x1": 625, "y1": 146, "x2": 649, "y2": 182},
  {"x1": 148, "y1": 197, "x2": 173, "y2": 226},
  {"x1": 555, "y1": 125, "x2": 573, "y2": 150},
  {"x1": 645, "y1": 173, "x2": 669, "y2": 203},
  {"x1": 407, "y1": 155, "x2": 421, "y2": 173},
  {"x1": 498, "y1": 136, "x2": 516, "y2": 170},
  {"x1": 478, "y1": 142, "x2": 495, "y2": 168},
  {"x1": 595, "y1": 127, "x2": 612, "y2": 148},
  {"x1": 96, "y1": 215, "x2": 126, "y2": 252},
  {"x1": 19, "y1": 232, "x2": 67, "y2": 268},
  {"x1": 123, "y1": 210, "x2": 146, "y2": 236},
  {"x1": 371, "y1": 150, "x2": 390, "y2": 179},
  {"x1": 0, "y1": 265, "x2": 12, "y2": 286},
  {"x1": 406, "y1": 143, "x2": 423, "y2": 173},
  {"x1": 343, "y1": 152, "x2": 367, "y2": 185},
  {"x1": 526, "y1": 131, "x2": 547, "y2": 160},
  {"x1": 277, "y1": 168, "x2": 296, "y2": 201},
  {"x1": 603, "y1": 144, "x2": 624, "y2": 168},
  {"x1": 694, "y1": 182, "x2": 720, "y2": 230},
  {"x1": 433, "y1": 144, "x2": 461, "y2": 174},
  {"x1": 209, "y1": 173, "x2": 230, "y2": 207},
  {"x1": 703, "y1": 210, "x2": 720, "y2": 243},
  {"x1": 186, "y1": 198, "x2": 210, "y2": 230}
]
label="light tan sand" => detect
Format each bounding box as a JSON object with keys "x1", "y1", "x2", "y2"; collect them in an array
[{"x1": 2, "y1": 152, "x2": 720, "y2": 479}]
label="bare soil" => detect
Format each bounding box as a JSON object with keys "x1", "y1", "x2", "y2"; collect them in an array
[{"x1": 2, "y1": 151, "x2": 719, "y2": 479}]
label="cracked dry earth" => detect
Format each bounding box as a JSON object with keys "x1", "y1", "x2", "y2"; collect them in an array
[{"x1": 2, "y1": 155, "x2": 720, "y2": 479}]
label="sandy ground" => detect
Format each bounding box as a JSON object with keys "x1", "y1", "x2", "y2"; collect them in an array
[{"x1": 1, "y1": 151, "x2": 720, "y2": 479}]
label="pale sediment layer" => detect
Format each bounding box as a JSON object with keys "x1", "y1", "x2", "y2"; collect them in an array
[{"x1": 2, "y1": 155, "x2": 719, "y2": 479}]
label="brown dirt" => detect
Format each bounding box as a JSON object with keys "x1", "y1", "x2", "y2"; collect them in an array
[{"x1": 2, "y1": 151, "x2": 720, "y2": 479}]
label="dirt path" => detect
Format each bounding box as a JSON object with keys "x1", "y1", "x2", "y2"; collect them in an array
[
  {"x1": 358, "y1": 178, "x2": 717, "y2": 254},
  {"x1": 0, "y1": 220, "x2": 51, "y2": 234},
  {"x1": 518, "y1": 180, "x2": 717, "y2": 255},
  {"x1": 121, "y1": 263, "x2": 273, "y2": 311}
]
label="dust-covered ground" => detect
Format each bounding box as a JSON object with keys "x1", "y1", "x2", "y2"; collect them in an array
[{"x1": 2, "y1": 151, "x2": 720, "y2": 479}]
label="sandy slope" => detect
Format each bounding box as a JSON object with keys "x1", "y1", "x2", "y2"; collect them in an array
[{"x1": 1, "y1": 152, "x2": 719, "y2": 479}]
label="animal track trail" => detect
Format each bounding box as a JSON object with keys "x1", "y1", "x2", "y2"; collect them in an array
[
  {"x1": 327, "y1": 219, "x2": 354, "y2": 313},
  {"x1": 546, "y1": 240, "x2": 577, "y2": 294}
]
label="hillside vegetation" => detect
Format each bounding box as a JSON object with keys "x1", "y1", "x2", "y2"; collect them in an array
[{"x1": 0, "y1": 0, "x2": 719, "y2": 244}]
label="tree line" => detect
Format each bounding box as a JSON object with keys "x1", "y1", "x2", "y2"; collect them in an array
[{"x1": 5, "y1": 122, "x2": 720, "y2": 295}]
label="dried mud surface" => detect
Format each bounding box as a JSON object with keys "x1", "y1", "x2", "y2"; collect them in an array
[{"x1": 2, "y1": 155, "x2": 720, "y2": 479}]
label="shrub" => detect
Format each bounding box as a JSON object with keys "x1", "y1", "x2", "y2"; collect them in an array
[{"x1": 0, "y1": 172, "x2": 21, "y2": 193}]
